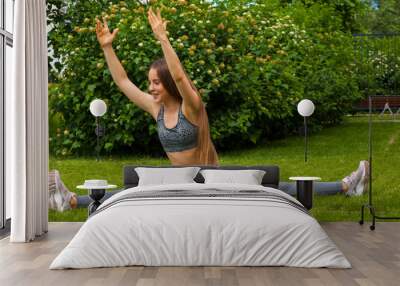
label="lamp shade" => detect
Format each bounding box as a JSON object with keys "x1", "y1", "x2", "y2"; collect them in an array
[
  {"x1": 297, "y1": 99, "x2": 315, "y2": 117},
  {"x1": 89, "y1": 99, "x2": 107, "y2": 117}
]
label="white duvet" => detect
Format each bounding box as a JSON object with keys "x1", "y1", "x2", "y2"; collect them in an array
[{"x1": 50, "y1": 183, "x2": 351, "y2": 269}]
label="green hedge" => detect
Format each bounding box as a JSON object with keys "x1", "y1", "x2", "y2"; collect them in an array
[{"x1": 48, "y1": 0, "x2": 362, "y2": 156}]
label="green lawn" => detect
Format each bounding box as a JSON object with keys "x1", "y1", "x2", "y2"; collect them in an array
[{"x1": 49, "y1": 115, "x2": 400, "y2": 222}]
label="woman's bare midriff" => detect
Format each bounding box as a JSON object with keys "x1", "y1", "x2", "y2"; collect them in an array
[{"x1": 166, "y1": 146, "x2": 200, "y2": 166}]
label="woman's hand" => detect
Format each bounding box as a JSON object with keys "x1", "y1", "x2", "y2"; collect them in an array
[
  {"x1": 147, "y1": 8, "x2": 168, "y2": 42},
  {"x1": 96, "y1": 18, "x2": 119, "y2": 48}
]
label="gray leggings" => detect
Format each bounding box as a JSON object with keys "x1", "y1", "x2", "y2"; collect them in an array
[
  {"x1": 278, "y1": 182, "x2": 342, "y2": 196},
  {"x1": 77, "y1": 181, "x2": 343, "y2": 208}
]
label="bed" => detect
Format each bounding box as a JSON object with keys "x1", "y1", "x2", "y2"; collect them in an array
[{"x1": 50, "y1": 165, "x2": 351, "y2": 269}]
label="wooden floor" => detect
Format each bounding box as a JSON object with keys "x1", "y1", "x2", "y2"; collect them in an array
[{"x1": 0, "y1": 222, "x2": 399, "y2": 286}]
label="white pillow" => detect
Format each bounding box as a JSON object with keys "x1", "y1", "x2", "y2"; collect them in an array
[
  {"x1": 200, "y1": 169, "x2": 266, "y2": 185},
  {"x1": 135, "y1": 167, "x2": 201, "y2": 186}
]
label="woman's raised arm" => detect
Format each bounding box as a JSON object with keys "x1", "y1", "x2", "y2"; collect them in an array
[
  {"x1": 96, "y1": 18, "x2": 157, "y2": 118},
  {"x1": 147, "y1": 8, "x2": 201, "y2": 115}
]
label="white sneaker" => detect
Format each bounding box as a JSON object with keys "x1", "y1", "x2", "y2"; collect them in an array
[
  {"x1": 49, "y1": 170, "x2": 74, "y2": 212},
  {"x1": 342, "y1": 161, "x2": 369, "y2": 196},
  {"x1": 342, "y1": 171, "x2": 359, "y2": 196},
  {"x1": 354, "y1": 161, "x2": 369, "y2": 196}
]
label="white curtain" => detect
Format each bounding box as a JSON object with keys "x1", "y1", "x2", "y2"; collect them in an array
[{"x1": 7, "y1": 0, "x2": 48, "y2": 242}]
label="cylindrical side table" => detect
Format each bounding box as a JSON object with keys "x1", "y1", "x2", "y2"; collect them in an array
[
  {"x1": 77, "y1": 183, "x2": 117, "y2": 216},
  {"x1": 289, "y1": 177, "x2": 321, "y2": 210}
]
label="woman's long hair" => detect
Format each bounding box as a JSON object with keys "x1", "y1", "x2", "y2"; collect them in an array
[
  {"x1": 196, "y1": 101, "x2": 219, "y2": 166},
  {"x1": 150, "y1": 58, "x2": 219, "y2": 166}
]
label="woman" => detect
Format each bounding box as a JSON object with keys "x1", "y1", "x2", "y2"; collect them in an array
[
  {"x1": 51, "y1": 9, "x2": 369, "y2": 210},
  {"x1": 95, "y1": 8, "x2": 218, "y2": 166},
  {"x1": 60, "y1": 8, "x2": 217, "y2": 209}
]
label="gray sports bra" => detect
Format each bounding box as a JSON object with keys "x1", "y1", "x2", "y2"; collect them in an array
[{"x1": 157, "y1": 104, "x2": 199, "y2": 152}]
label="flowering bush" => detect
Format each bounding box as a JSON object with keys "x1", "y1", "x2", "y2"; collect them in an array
[
  {"x1": 48, "y1": 0, "x2": 360, "y2": 156},
  {"x1": 353, "y1": 36, "x2": 400, "y2": 97}
]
